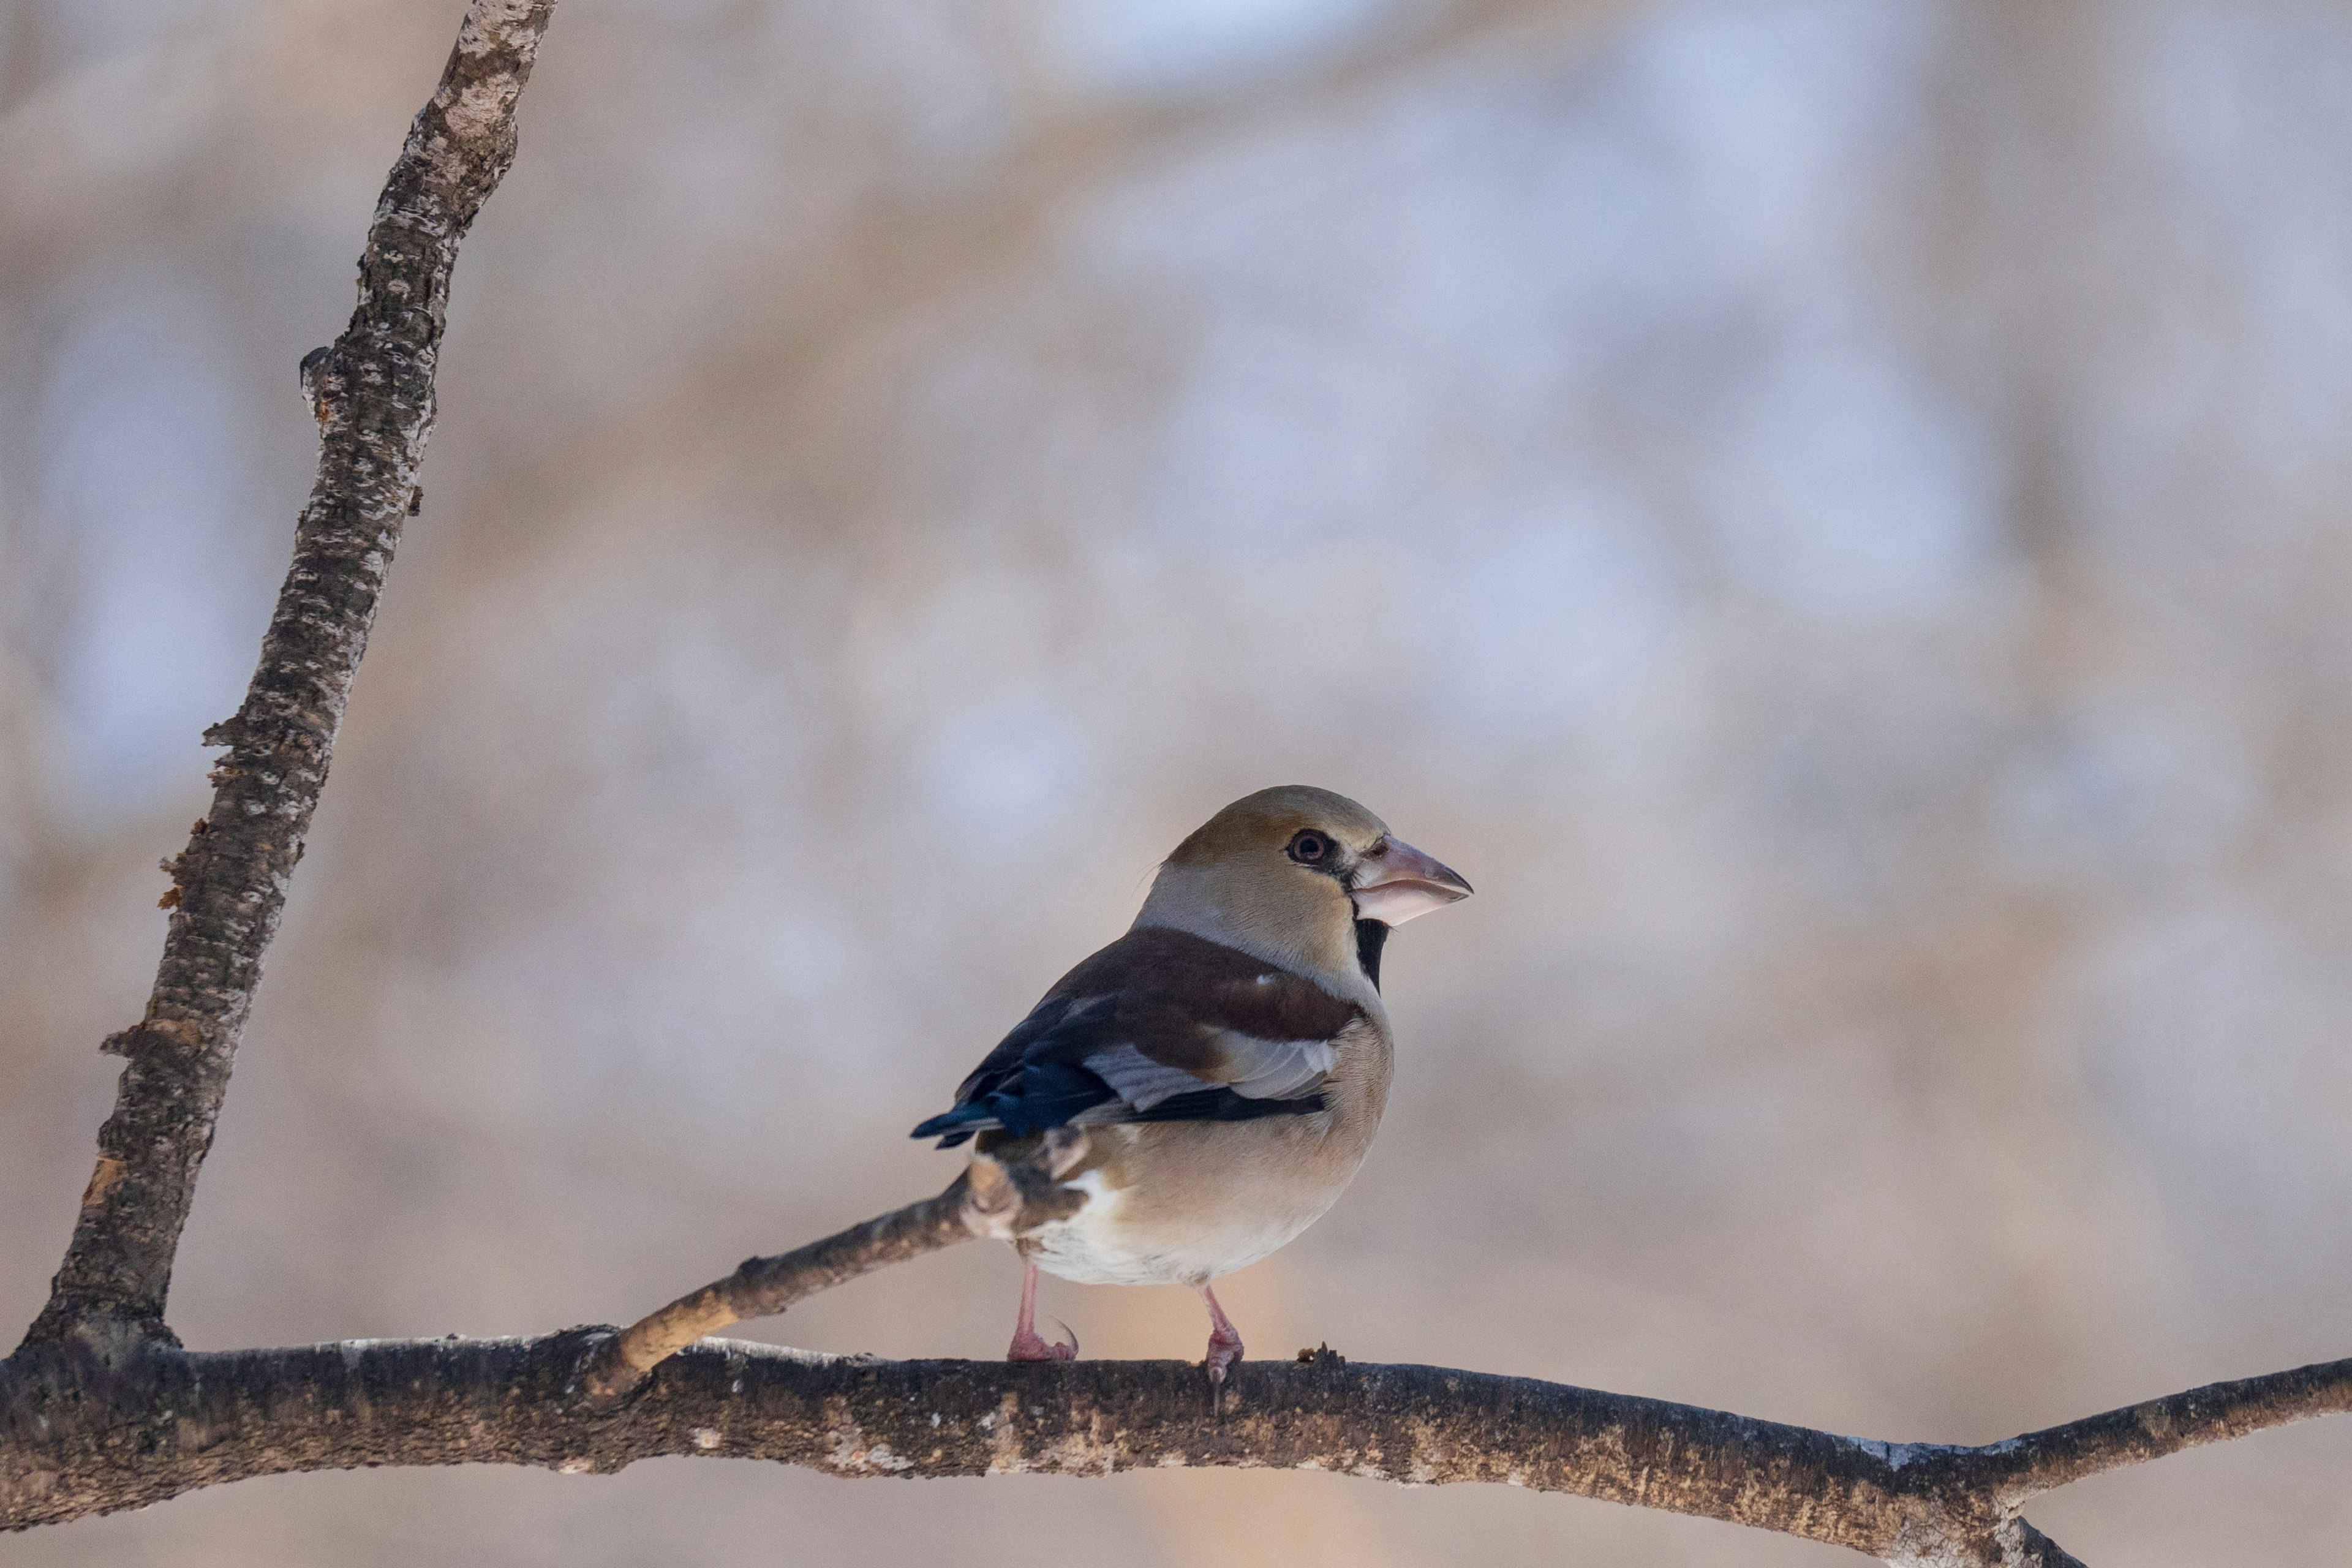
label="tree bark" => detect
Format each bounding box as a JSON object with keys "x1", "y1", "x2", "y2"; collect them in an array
[{"x1": 8, "y1": 1310, "x2": 2349, "y2": 1562}]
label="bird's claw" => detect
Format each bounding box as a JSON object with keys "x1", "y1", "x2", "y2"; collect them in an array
[
  {"x1": 1204, "y1": 1330, "x2": 1244, "y2": 1387},
  {"x1": 1008, "y1": 1321, "x2": 1079, "y2": 1362}
]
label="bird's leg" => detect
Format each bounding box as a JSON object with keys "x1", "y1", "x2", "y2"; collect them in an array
[
  {"x1": 1007, "y1": 1254, "x2": 1077, "y2": 1362},
  {"x1": 1198, "y1": 1281, "x2": 1244, "y2": 1385}
]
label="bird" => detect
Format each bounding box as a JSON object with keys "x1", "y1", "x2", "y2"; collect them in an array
[{"x1": 911, "y1": 785, "x2": 1472, "y2": 1384}]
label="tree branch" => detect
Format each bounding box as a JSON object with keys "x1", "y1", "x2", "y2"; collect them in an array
[
  {"x1": 1986, "y1": 1355, "x2": 2352, "y2": 1501},
  {"x1": 10, "y1": 1168, "x2": 2347, "y2": 1561},
  {"x1": 577, "y1": 1143, "x2": 1087, "y2": 1406},
  {"x1": 6, "y1": 1300, "x2": 2343, "y2": 1561},
  {"x1": 18, "y1": 0, "x2": 557, "y2": 1355}
]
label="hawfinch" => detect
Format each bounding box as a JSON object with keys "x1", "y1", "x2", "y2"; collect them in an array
[{"x1": 912, "y1": 785, "x2": 1471, "y2": 1383}]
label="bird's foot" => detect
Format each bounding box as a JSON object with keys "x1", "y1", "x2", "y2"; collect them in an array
[
  {"x1": 1204, "y1": 1325, "x2": 1244, "y2": 1387},
  {"x1": 1008, "y1": 1320, "x2": 1078, "y2": 1362}
]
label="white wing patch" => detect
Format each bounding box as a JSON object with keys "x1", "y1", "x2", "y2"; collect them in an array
[
  {"x1": 1084, "y1": 1035, "x2": 1338, "y2": 1110},
  {"x1": 1227, "y1": 1035, "x2": 1336, "y2": 1099},
  {"x1": 1084, "y1": 1046, "x2": 1206, "y2": 1110}
]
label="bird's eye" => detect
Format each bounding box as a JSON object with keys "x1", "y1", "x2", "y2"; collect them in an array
[{"x1": 1289, "y1": 831, "x2": 1329, "y2": 864}]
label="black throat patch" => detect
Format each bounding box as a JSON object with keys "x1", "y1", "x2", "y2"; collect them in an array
[{"x1": 1354, "y1": 918, "x2": 1389, "y2": 990}]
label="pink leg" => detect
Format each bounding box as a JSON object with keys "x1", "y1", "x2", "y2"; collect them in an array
[
  {"x1": 1006, "y1": 1255, "x2": 1077, "y2": 1362},
  {"x1": 1199, "y1": 1281, "x2": 1244, "y2": 1385}
]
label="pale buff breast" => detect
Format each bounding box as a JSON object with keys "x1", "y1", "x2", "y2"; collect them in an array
[{"x1": 1019, "y1": 1017, "x2": 1393, "y2": 1289}]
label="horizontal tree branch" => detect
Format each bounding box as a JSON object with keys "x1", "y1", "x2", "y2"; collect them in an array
[
  {"x1": 21, "y1": 0, "x2": 557, "y2": 1356},
  {"x1": 6, "y1": 1213, "x2": 2346, "y2": 1562},
  {"x1": 0, "y1": 1335, "x2": 2026, "y2": 1550}
]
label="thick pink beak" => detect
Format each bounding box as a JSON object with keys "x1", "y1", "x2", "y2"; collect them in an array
[{"x1": 1349, "y1": 835, "x2": 1472, "y2": 926}]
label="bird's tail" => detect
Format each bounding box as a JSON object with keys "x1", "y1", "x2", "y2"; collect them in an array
[{"x1": 908, "y1": 1104, "x2": 995, "y2": 1147}]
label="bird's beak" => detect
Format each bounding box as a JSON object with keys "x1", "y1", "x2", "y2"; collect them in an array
[{"x1": 1349, "y1": 835, "x2": 1472, "y2": 926}]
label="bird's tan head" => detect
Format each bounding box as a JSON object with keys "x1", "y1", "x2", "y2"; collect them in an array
[{"x1": 1140, "y1": 785, "x2": 1471, "y2": 992}]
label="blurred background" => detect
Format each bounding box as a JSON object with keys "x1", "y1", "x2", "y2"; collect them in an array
[{"x1": 5, "y1": 0, "x2": 2352, "y2": 1562}]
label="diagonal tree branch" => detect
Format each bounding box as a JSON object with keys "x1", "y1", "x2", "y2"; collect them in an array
[
  {"x1": 18, "y1": 0, "x2": 557, "y2": 1355},
  {"x1": 1985, "y1": 1354, "x2": 2352, "y2": 1501},
  {"x1": 577, "y1": 1145, "x2": 1087, "y2": 1406}
]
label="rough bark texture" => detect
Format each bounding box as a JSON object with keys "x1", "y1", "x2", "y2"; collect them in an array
[
  {"x1": 7, "y1": 1328, "x2": 2348, "y2": 1561},
  {"x1": 6, "y1": 4, "x2": 2349, "y2": 1565},
  {"x1": 1997, "y1": 1521, "x2": 2090, "y2": 1568},
  {"x1": 20, "y1": 0, "x2": 556, "y2": 1354}
]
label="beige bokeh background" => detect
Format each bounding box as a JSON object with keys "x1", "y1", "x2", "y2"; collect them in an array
[{"x1": 7, "y1": 0, "x2": 2352, "y2": 1562}]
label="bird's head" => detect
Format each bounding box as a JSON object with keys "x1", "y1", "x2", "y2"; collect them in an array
[{"x1": 1136, "y1": 785, "x2": 1472, "y2": 992}]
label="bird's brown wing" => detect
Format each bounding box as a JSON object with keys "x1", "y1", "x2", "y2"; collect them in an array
[{"x1": 910, "y1": 925, "x2": 1364, "y2": 1147}]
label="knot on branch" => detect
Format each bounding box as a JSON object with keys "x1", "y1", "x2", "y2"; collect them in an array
[
  {"x1": 198, "y1": 714, "x2": 254, "y2": 751},
  {"x1": 99, "y1": 1019, "x2": 204, "y2": 1061},
  {"x1": 299, "y1": 345, "x2": 339, "y2": 429},
  {"x1": 156, "y1": 819, "x2": 214, "y2": 911}
]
